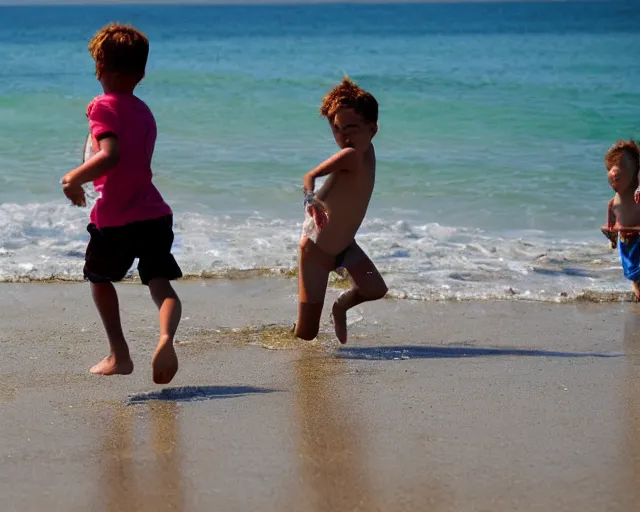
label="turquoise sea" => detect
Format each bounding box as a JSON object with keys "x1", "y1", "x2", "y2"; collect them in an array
[{"x1": 0, "y1": 1, "x2": 638, "y2": 300}]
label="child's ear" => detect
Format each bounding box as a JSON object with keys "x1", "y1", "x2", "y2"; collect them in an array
[{"x1": 371, "y1": 123, "x2": 379, "y2": 137}]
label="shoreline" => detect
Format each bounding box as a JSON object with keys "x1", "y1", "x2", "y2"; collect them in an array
[{"x1": 0, "y1": 272, "x2": 635, "y2": 304}]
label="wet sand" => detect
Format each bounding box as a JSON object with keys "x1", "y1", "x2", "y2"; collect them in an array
[{"x1": 1, "y1": 278, "x2": 639, "y2": 511}]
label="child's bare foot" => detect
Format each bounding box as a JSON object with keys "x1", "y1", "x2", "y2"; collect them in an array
[
  {"x1": 633, "y1": 282, "x2": 640, "y2": 302},
  {"x1": 152, "y1": 336, "x2": 179, "y2": 384},
  {"x1": 331, "y1": 303, "x2": 348, "y2": 344},
  {"x1": 89, "y1": 354, "x2": 134, "y2": 376}
]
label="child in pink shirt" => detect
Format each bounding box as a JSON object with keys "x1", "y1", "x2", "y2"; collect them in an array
[{"x1": 61, "y1": 24, "x2": 182, "y2": 384}]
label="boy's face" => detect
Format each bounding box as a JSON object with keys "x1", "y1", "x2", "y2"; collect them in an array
[
  {"x1": 608, "y1": 156, "x2": 635, "y2": 193},
  {"x1": 330, "y1": 108, "x2": 377, "y2": 151}
]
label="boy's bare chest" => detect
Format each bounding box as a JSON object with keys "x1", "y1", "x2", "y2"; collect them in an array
[
  {"x1": 614, "y1": 200, "x2": 640, "y2": 225},
  {"x1": 333, "y1": 166, "x2": 375, "y2": 194}
]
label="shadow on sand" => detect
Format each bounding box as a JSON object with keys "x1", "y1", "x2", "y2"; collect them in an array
[
  {"x1": 532, "y1": 266, "x2": 600, "y2": 278},
  {"x1": 127, "y1": 385, "x2": 277, "y2": 405},
  {"x1": 336, "y1": 345, "x2": 624, "y2": 361}
]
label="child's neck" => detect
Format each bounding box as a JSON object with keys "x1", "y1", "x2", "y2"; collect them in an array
[
  {"x1": 103, "y1": 84, "x2": 136, "y2": 95},
  {"x1": 619, "y1": 188, "x2": 636, "y2": 202},
  {"x1": 100, "y1": 74, "x2": 139, "y2": 95}
]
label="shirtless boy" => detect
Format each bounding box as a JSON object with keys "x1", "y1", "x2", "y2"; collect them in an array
[
  {"x1": 601, "y1": 140, "x2": 640, "y2": 300},
  {"x1": 294, "y1": 78, "x2": 388, "y2": 343}
]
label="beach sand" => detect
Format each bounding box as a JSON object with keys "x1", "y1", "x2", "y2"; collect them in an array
[{"x1": 1, "y1": 278, "x2": 639, "y2": 511}]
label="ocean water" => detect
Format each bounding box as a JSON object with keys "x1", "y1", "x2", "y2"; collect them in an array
[{"x1": 0, "y1": 1, "x2": 639, "y2": 301}]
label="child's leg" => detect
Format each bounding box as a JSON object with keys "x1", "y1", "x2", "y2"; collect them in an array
[
  {"x1": 331, "y1": 243, "x2": 388, "y2": 344},
  {"x1": 84, "y1": 222, "x2": 135, "y2": 376},
  {"x1": 148, "y1": 278, "x2": 182, "y2": 384},
  {"x1": 136, "y1": 215, "x2": 183, "y2": 384},
  {"x1": 89, "y1": 282, "x2": 134, "y2": 375},
  {"x1": 619, "y1": 233, "x2": 640, "y2": 302},
  {"x1": 295, "y1": 238, "x2": 331, "y2": 340}
]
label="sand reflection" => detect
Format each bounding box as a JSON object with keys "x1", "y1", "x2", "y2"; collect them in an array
[
  {"x1": 622, "y1": 311, "x2": 640, "y2": 506},
  {"x1": 100, "y1": 401, "x2": 184, "y2": 512},
  {"x1": 294, "y1": 353, "x2": 377, "y2": 511}
]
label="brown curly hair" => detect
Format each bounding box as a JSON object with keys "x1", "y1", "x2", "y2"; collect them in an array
[
  {"x1": 605, "y1": 139, "x2": 640, "y2": 172},
  {"x1": 320, "y1": 77, "x2": 378, "y2": 124},
  {"x1": 88, "y1": 23, "x2": 149, "y2": 80}
]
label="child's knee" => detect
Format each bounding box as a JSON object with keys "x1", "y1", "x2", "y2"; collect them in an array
[
  {"x1": 374, "y1": 282, "x2": 389, "y2": 300},
  {"x1": 149, "y1": 277, "x2": 179, "y2": 296},
  {"x1": 295, "y1": 302, "x2": 323, "y2": 340},
  {"x1": 363, "y1": 280, "x2": 388, "y2": 301},
  {"x1": 90, "y1": 281, "x2": 117, "y2": 298}
]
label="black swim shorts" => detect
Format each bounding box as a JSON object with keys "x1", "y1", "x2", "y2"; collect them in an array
[{"x1": 84, "y1": 215, "x2": 182, "y2": 285}]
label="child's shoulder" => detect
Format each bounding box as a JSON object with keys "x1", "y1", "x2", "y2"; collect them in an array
[
  {"x1": 86, "y1": 94, "x2": 118, "y2": 118},
  {"x1": 86, "y1": 94, "x2": 152, "y2": 118},
  {"x1": 87, "y1": 93, "x2": 118, "y2": 107},
  {"x1": 332, "y1": 147, "x2": 360, "y2": 166},
  {"x1": 612, "y1": 193, "x2": 626, "y2": 205}
]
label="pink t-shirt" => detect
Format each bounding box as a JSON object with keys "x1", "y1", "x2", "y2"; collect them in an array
[{"x1": 87, "y1": 93, "x2": 172, "y2": 228}]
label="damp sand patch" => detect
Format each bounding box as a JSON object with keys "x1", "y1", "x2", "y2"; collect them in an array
[{"x1": 178, "y1": 323, "x2": 336, "y2": 351}]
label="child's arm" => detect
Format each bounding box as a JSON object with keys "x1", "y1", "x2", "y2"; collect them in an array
[
  {"x1": 303, "y1": 148, "x2": 356, "y2": 194},
  {"x1": 315, "y1": 173, "x2": 337, "y2": 202},
  {"x1": 64, "y1": 136, "x2": 119, "y2": 185},
  {"x1": 61, "y1": 98, "x2": 121, "y2": 207},
  {"x1": 601, "y1": 198, "x2": 618, "y2": 249},
  {"x1": 61, "y1": 136, "x2": 119, "y2": 206}
]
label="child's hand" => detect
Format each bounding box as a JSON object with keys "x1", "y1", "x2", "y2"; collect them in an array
[
  {"x1": 61, "y1": 175, "x2": 86, "y2": 207},
  {"x1": 306, "y1": 200, "x2": 328, "y2": 230},
  {"x1": 634, "y1": 186, "x2": 640, "y2": 204},
  {"x1": 601, "y1": 227, "x2": 618, "y2": 249}
]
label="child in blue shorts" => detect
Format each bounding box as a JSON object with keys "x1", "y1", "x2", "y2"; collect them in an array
[{"x1": 601, "y1": 140, "x2": 640, "y2": 300}]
